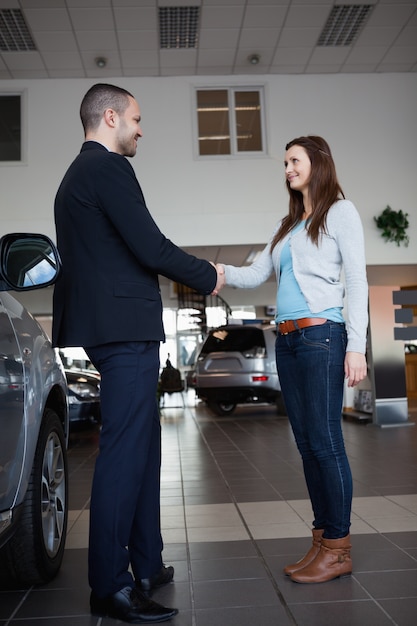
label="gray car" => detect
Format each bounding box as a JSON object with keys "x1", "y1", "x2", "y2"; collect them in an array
[
  {"x1": 195, "y1": 323, "x2": 286, "y2": 416},
  {"x1": 0, "y1": 233, "x2": 68, "y2": 586}
]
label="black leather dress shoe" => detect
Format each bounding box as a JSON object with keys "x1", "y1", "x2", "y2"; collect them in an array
[
  {"x1": 90, "y1": 585, "x2": 178, "y2": 623},
  {"x1": 138, "y1": 564, "x2": 175, "y2": 593}
]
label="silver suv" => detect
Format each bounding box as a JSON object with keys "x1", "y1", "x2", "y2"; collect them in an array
[
  {"x1": 0, "y1": 234, "x2": 68, "y2": 587},
  {"x1": 195, "y1": 323, "x2": 285, "y2": 416}
]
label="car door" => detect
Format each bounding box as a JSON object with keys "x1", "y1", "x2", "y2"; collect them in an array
[{"x1": 0, "y1": 294, "x2": 25, "y2": 515}]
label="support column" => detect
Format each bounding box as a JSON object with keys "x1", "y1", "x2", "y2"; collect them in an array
[{"x1": 368, "y1": 286, "x2": 414, "y2": 427}]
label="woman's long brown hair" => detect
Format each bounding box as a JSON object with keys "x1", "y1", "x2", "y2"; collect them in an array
[{"x1": 271, "y1": 136, "x2": 345, "y2": 249}]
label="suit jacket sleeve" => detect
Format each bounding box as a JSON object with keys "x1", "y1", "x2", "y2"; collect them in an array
[{"x1": 96, "y1": 152, "x2": 216, "y2": 294}]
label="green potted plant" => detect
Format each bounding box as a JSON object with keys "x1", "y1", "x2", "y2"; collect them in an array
[{"x1": 374, "y1": 205, "x2": 409, "y2": 247}]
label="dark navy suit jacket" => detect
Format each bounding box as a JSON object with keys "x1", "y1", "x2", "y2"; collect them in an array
[{"x1": 52, "y1": 141, "x2": 216, "y2": 348}]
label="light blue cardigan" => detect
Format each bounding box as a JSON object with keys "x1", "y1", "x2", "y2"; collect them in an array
[{"x1": 223, "y1": 200, "x2": 369, "y2": 354}]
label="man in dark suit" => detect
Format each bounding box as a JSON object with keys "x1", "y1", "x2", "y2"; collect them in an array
[{"x1": 52, "y1": 83, "x2": 224, "y2": 624}]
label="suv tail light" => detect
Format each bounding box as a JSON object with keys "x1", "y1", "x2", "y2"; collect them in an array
[{"x1": 252, "y1": 375, "x2": 269, "y2": 382}]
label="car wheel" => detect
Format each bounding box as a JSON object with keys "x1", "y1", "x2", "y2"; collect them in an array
[
  {"x1": 208, "y1": 401, "x2": 236, "y2": 416},
  {"x1": 276, "y1": 392, "x2": 287, "y2": 416},
  {"x1": 0, "y1": 408, "x2": 68, "y2": 586}
]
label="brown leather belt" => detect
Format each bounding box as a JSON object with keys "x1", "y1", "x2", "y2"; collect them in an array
[{"x1": 278, "y1": 317, "x2": 327, "y2": 335}]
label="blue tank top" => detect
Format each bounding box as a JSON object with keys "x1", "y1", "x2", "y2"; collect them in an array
[{"x1": 276, "y1": 221, "x2": 344, "y2": 324}]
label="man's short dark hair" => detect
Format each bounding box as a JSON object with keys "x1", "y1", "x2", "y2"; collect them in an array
[{"x1": 80, "y1": 83, "x2": 134, "y2": 133}]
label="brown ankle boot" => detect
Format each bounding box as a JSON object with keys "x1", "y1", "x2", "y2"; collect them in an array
[
  {"x1": 284, "y1": 529, "x2": 324, "y2": 576},
  {"x1": 290, "y1": 534, "x2": 352, "y2": 583}
]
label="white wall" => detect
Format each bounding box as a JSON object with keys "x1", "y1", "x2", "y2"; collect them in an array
[
  {"x1": 1, "y1": 72, "x2": 416, "y2": 317},
  {"x1": 0, "y1": 72, "x2": 416, "y2": 263}
]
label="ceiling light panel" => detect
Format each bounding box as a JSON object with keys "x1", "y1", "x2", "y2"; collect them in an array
[
  {"x1": 318, "y1": 4, "x2": 374, "y2": 47},
  {"x1": 0, "y1": 9, "x2": 36, "y2": 52},
  {"x1": 159, "y1": 6, "x2": 200, "y2": 49}
]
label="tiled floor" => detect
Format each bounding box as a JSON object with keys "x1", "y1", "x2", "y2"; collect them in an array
[{"x1": 1, "y1": 394, "x2": 417, "y2": 625}]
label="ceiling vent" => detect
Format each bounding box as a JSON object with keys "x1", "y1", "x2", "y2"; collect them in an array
[
  {"x1": 318, "y1": 4, "x2": 373, "y2": 46},
  {"x1": 0, "y1": 8, "x2": 36, "y2": 52},
  {"x1": 159, "y1": 6, "x2": 200, "y2": 49}
]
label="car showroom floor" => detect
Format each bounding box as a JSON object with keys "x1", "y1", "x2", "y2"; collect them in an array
[{"x1": 1, "y1": 393, "x2": 417, "y2": 626}]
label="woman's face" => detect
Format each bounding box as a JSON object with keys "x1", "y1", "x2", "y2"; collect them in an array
[{"x1": 284, "y1": 145, "x2": 311, "y2": 194}]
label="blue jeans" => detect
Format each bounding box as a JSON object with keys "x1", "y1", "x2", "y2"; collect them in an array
[{"x1": 275, "y1": 321, "x2": 352, "y2": 539}]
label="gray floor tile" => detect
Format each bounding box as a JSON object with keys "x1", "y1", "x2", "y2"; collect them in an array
[
  {"x1": 2, "y1": 403, "x2": 417, "y2": 625},
  {"x1": 195, "y1": 604, "x2": 294, "y2": 626},
  {"x1": 193, "y1": 578, "x2": 279, "y2": 609},
  {"x1": 4, "y1": 615, "x2": 98, "y2": 626},
  {"x1": 13, "y1": 588, "x2": 90, "y2": 619},
  {"x1": 189, "y1": 540, "x2": 258, "y2": 560},
  {"x1": 0, "y1": 592, "x2": 27, "y2": 619},
  {"x1": 379, "y1": 598, "x2": 417, "y2": 626},
  {"x1": 191, "y1": 555, "x2": 269, "y2": 581},
  {"x1": 160, "y1": 543, "x2": 188, "y2": 562},
  {"x1": 354, "y1": 570, "x2": 417, "y2": 599},
  {"x1": 383, "y1": 531, "x2": 417, "y2": 549},
  {"x1": 354, "y1": 547, "x2": 417, "y2": 571},
  {"x1": 289, "y1": 600, "x2": 394, "y2": 626}
]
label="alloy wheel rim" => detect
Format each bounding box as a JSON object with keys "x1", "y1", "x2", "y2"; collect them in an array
[{"x1": 41, "y1": 431, "x2": 66, "y2": 557}]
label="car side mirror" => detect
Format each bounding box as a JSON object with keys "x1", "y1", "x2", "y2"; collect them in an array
[{"x1": 0, "y1": 233, "x2": 61, "y2": 291}]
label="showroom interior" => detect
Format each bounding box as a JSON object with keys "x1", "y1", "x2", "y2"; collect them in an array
[{"x1": 0, "y1": 0, "x2": 417, "y2": 624}]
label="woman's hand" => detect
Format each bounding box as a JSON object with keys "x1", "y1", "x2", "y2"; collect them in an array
[
  {"x1": 344, "y1": 351, "x2": 367, "y2": 387},
  {"x1": 210, "y1": 262, "x2": 225, "y2": 295}
]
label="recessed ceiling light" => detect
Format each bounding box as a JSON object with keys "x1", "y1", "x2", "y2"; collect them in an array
[
  {"x1": 95, "y1": 57, "x2": 107, "y2": 68},
  {"x1": 248, "y1": 54, "x2": 260, "y2": 65}
]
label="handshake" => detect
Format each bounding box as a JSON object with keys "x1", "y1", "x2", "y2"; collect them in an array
[{"x1": 210, "y1": 262, "x2": 226, "y2": 296}]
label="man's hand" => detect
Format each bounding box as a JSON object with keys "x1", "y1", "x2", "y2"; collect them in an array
[{"x1": 210, "y1": 262, "x2": 225, "y2": 295}]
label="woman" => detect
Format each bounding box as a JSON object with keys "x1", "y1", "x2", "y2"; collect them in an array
[{"x1": 219, "y1": 136, "x2": 368, "y2": 584}]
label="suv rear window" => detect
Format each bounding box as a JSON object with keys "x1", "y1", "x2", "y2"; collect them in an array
[{"x1": 200, "y1": 327, "x2": 266, "y2": 356}]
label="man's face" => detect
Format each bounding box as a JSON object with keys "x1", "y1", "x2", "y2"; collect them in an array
[{"x1": 114, "y1": 96, "x2": 143, "y2": 157}]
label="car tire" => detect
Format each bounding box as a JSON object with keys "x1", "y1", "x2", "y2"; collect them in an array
[
  {"x1": 208, "y1": 401, "x2": 237, "y2": 416},
  {"x1": 0, "y1": 408, "x2": 68, "y2": 586}
]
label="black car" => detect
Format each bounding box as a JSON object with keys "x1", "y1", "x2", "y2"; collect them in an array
[{"x1": 65, "y1": 369, "x2": 101, "y2": 424}]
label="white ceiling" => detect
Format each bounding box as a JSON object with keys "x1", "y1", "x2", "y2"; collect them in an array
[{"x1": 0, "y1": 0, "x2": 416, "y2": 80}]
